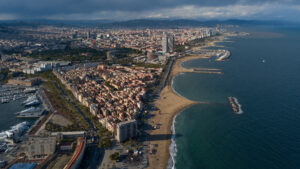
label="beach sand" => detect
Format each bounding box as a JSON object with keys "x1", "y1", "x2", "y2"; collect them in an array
[{"x1": 147, "y1": 36, "x2": 224, "y2": 169}]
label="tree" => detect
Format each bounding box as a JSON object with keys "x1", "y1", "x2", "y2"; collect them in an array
[
  {"x1": 109, "y1": 152, "x2": 120, "y2": 161},
  {"x1": 103, "y1": 138, "x2": 112, "y2": 148}
]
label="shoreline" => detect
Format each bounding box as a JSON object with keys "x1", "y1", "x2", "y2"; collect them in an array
[{"x1": 147, "y1": 35, "x2": 225, "y2": 169}]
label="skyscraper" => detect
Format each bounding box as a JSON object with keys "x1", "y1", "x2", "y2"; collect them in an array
[
  {"x1": 168, "y1": 34, "x2": 175, "y2": 53},
  {"x1": 87, "y1": 31, "x2": 90, "y2": 39},
  {"x1": 162, "y1": 32, "x2": 168, "y2": 54}
]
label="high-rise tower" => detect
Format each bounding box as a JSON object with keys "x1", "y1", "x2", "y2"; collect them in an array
[
  {"x1": 168, "y1": 34, "x2": 175, "y2": 53},
  {"x1": 162, "y1": 32, "x2": 168, "y2": 54}
]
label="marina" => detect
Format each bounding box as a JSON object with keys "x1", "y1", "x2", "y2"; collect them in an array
[
  {"x1": 0, "y1": 85, "x2": 38, "y2": 104},
  {"x1": 0, "y1": 84, "x2": 45, "y2": 155}
]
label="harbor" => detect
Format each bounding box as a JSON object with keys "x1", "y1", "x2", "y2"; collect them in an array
[
  {"x1": 0, "y1": 83, "x2": 47, "y2": 158},
  {"x1": 0, "y1": 85, "x2": 38, "y2": 104}
]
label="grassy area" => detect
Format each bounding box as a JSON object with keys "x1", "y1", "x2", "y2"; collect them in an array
[
  {"x1": 28, "y1": 47, "x2": 106, "y2": 62},
  {"x1": 175, "y1": 45, "x2": 186, "y2": 52},
  {"x1": 113, "y1": 48, "x2": 142, "y2": 59},
  {"x1": 187, "y1": 35, "x2": 221, "y2": 47},
  {"x1": 24, "y1": 47, "x2": 142, "y2": 62},
  {"x1": 38, "y1": 71, "x2": 90, "y2": 131}
]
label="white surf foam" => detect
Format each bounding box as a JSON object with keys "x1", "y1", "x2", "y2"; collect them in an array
[{"x1": 167, "y1": 113, "x2": 179, "y2": 169}]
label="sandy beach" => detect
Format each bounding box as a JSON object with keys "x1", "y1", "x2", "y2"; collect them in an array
[{"x1": 147, "y1": 36, "x2": 225, "y2": 169}]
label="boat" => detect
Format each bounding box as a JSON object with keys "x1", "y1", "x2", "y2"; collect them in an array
[
  {"x1": 0, "y1": 143, "x2": 7, "y2": 152},
  {"x1": 24, "y1": 99, "x2": 40, "y2": 107},
  {"x1": 24, "y1": 88, "x2": 37, "y2": 93},
  {"x1": 16, "y1": 107, "x2": 41, "y2": 115},
  {"x1": 1, "y1": 98, "x2": 9, "y2": 104},
  {"x1": 22, "y1": 95, "x2": 37, "y2": 105},
  {"x1": 0, "y1": 122, "x2": 29, "y2": 141}
]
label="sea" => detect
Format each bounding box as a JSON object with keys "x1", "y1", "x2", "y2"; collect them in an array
[{"x1": 169, "y1": 26, "x2": 300, "y2": 169}]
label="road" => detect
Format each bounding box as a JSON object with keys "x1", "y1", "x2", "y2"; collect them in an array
[
  {"x1": 52, "y1": 78, "x2": 95, "y2": 129},
  {"x1": 51, "y1": 73, "x2": 106, "y2": 168},
  {"x1": 159, "y1": 58, "x2": 175, "y2": 92}
]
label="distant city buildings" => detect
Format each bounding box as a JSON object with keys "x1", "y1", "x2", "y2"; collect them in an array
[
  {"x1": 0, "y1": 25, "x2": 219, "y2": 73},
  {"x1": 22, "y1": 61, "x2": 71, "y2": 74}
]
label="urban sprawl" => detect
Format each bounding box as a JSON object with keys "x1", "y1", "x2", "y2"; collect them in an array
[{"x1": 0, "y1": 25, "x2": 221, "y2": 169}]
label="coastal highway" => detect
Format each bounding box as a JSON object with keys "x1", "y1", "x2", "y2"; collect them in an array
[{"x1": 159, "y1": 58, "x2": 175, "y2": 92}]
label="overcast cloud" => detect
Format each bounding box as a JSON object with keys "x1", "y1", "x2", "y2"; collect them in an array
[{"x1": 0, "y1": 0, "x2": 300, "y2": 21}]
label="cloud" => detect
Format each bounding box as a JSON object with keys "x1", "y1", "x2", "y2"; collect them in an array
[{"x1": 0, "y1": 0, "x2": 300, "y2": 20}]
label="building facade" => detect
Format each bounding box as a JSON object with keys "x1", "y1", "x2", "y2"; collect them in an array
[
  {"x1": 162, "y1": 32, "x2": 168, "y2": 54},
  {"x1": 26, "y1": 136, "x2": 56, "y2": 159},
  {"x1": 168, "y1": 34, "x2": 175, "y2": 53},
  {"x1": 115, "y1": 120, "x2": 137, "y2": 142}
]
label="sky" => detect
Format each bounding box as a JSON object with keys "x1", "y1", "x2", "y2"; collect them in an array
[{"x1": 0, "y1": 0, "x2": 300, "y2": 21}]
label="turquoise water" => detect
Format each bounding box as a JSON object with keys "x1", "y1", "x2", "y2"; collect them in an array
[{"x1": 172, "y1": 28, "x2": 300, "y2": 169}]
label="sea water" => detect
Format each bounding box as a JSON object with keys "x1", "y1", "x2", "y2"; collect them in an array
[
  {"x1": 170, "y1": 27, "x2": 300, "y2": 169},
  {"x1": 0, "y1": 98, "x2": 34, "y2": 138}
]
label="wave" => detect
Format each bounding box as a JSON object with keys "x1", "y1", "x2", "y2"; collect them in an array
[
  {"x1": 0, "y1": 122, "x2": 29, "y2": 141},
  {"x1": 167, "y1": 113, "x2": 179, "y2": 169}
]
